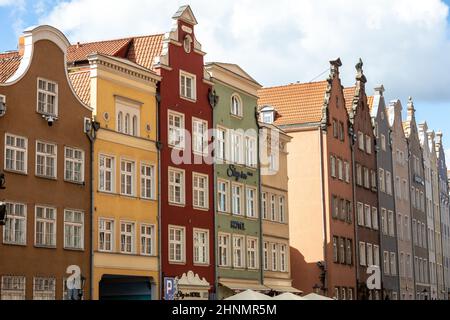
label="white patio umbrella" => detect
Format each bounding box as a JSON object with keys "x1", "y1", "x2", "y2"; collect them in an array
[
  {"x1": 272, "y1": 292, "x2": 305, "y2": 300},
  {"x1": 225, "y1": 289, "x2": 272, "y2": 300},
  {"x1": 302, "y1": 293, "x2": 334, "y2": 300}
]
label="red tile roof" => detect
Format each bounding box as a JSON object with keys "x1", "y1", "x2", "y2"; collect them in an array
[
  {"x1": 258, "y1": 81, "x2": 329, "y2": 126},
  {"x1": 126, "y1": 35, "x2": 164, "y2": 71},
  {"x1": 343, "y1": 87, "x2": 356, "y2": 113},
  {"x1": 0, "y1": 51, "x2": 21, "y2": 83},
  {"x1": 68, "y1": 70, "x2": 91, "y2": 106},
  {"x1": 67, "y1": 38, "x2": 132, "y2": 63}
]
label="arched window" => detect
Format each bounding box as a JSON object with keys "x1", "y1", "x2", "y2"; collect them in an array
[
  {"x1": 125, "y1": 114, "x2": 130, "y2": 134},
  {"x1": 231, "y1": 94, "x2": 242, "y2": 117},
  {"x1": 132, "y1": 115, "x2": 138, "y2": 136},
  {"x1": 118, "y1": 112, "x2": 123, "y2": 132}
]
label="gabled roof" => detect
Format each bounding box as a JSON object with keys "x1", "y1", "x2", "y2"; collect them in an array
[
  {"x1": 258, "y1": 81, "x2": 328, "y2": 126},
  {"x1": 0, "y1": 51, "x2": 22, "y2": 83},
  {"x1": 172, "y1": 5, "x2": 198, "y2": 25},
  {"x1": 68, "y1": 70, "x2": 91, "y2": 106},
  {"x1": 67, "y1": 34, "x2": 164, "y2": 71},
  {"x1": 207, "y1": 62, "x2": 261, "y2": 86}
]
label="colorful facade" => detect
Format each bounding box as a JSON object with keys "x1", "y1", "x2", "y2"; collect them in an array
[
  {"x1": 205, "y1": 62, "x2": 263, "y2": 299},
  {"x1": 0, "y1": 26, "x2": 92, "y2": 300}
]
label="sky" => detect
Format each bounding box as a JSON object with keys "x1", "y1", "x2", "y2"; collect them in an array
[{"x1": 0, "y1": 0, "x2": 450, "y2": 165}]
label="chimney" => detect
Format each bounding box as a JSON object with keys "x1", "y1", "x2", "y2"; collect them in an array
[{"x1": 18, "y1": 36, "x2": 25, "y2": 56}]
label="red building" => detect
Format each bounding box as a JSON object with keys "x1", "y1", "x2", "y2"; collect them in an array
[{"x1": 66, "y1": 5, "x2": 215, "y2": 300}]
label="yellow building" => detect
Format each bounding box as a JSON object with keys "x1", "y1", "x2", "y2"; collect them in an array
[{"x1": 69, "y1": 53, "x2": 161, "y2": 300}]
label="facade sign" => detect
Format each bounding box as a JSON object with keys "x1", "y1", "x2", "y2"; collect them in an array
[{"x1": 164, "y1": 278, "x2": 177, "y2": 301}]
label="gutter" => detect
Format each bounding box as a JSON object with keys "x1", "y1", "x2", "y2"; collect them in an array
[
  {"x1": 156, "y1": 89, "x2": 163, "y2": 300},
  {"x1": 318, "y1": 126, "x2": 328, "y2": 294},
  {"x1": 86, "y1": 126, "x2": 96, "y2": 300}
]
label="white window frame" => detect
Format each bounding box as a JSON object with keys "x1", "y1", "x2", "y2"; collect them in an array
[
  {"x1": 35, "y1": 141, "x2": 57, "y2": 179},
  {"x1": 279, "y1": 196, "x2": 286, "y2": 223},
  {"x1": 218, "y1": 233, "x2": 231, "y2": 267},
  {"x1": 246, "y1": 187, "x2": 257, "y2": 218},
  {"x1": 271, "y1": 243, "x2": 278, "y2": 271},
  {"x1": 140, "y1": 163, "x2": 155, "y2": 200},
  {"x1": 270, "y1": 194, "x2": 277, "y2": 221},
  {"x1": 168, "y1": 110, "x2": 185, "y2": 149},
  {"x1": 64, "y1": 146, "x2": 84, "y2": 183},
  {"x1": 99, "y1": 154, "x2": 115, "y2": 193},
  {"x1": 359, "y1": 242, "x2": 367, "y2": 266},
  {"x1": 192, "y1": 117, "x2": 208, "y2": 155},
  {"x1": 3, "y1": 202, "x2": 27, "y2": 246},
  {"x1": 193, "y1": 172, "x2": 209, "y2": 210},
  {"x1": 231, "y1": 94, "x2": 243, "y2": 117},
  {"x1": 262, "y1": 192, "x2": 268, "y2": 220},
  {"x1": 168, "y1": 167, "x2": 185, "y2": 206},
  {"x1": 231, "y1": 183, "x2": 243, "y2": 216},
  {"x1": 99, "y1": 218, "x2": 115, "y2": 252},
  {"x1": 120, "y1": 159, "x2": 135, "y2": 197},
  {"x1": 120, "y1": 221, "x2": 135, "y2": 254},
  {"x1": 34, "y1": 205, "x2": 56, "y2": 248},
  {"x1": 37, "y1": 78, "x2": 58, "y2": 117},
  {"x1": 245, "y1": 136, "x2": 257, "y2": 168},
  {"x1": 217, "y1": 180, "x2": 229, "y2": 213},
  {"x1": 180, "y1": 70, "x2": 196, "y2": 101},
  {"x1": 233, "y1": 235, "x2": 246, "y2": 269},
  {"x1": 230, "y1": 131, "x2": 244, "y2": 164},
  {"x1": 215, "y1": 127, "x2": 228, "y2": 161},
  {"x1": 279, "y1": 244, "x2": 287, "y2": 272},
  {"x1": 64, "y1": 209, "x2": 84, "y2": 250},
  {"x1": 32, "y1": 277, "x2": 56, "y2": 300},
  {"x1": 4, "y1": 133, "x2": 28, "y2": 174},
  {"x1": 1, "y1": 276, "x2": 26, "y2": 300},
  {"x1": 263, "y1": 241, "x2": 269, "y2": 271},
  {"x1": 247, "y1": 237, "x2": 259, "y2": 270},
  {"x1": 193, "y1": 228, "x2": 210, "y2": 265},
  {"x1": 168, "y1": 225, "x2": 186, "y2": 264},
  {"x1": 140, "y1": 224, "x2": 155, "y2": 256}
]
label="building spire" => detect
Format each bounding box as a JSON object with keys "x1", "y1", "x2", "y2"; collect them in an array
[{"x1": 407, "y1": 96, "x2": 415, "y2": 121}]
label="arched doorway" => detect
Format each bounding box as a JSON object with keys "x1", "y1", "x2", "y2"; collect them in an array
[{"x1": 99, "y1": 275, "x2": 155, "y2": 300}]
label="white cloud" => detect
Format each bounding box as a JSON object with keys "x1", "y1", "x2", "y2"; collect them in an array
[{"x1": 39, "y1": 0, "x2": 450, "y2": 102}]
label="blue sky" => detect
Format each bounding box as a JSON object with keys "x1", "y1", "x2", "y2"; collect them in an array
[{"x1": 0, "y1": 0, "x2": 450, "y2": 162}]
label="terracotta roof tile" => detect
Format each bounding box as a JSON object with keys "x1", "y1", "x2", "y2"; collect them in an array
[
  {"x1": 367, "y1": 96, "x2": 374, "y2": 109},
  {"x1": 69, "y1": 70, "x2": 91, "y2": 106},
  {"x1": 343, "y1": 87, "x2": 356, "y2": 113},
  {"x1": 258, "y1": 81, "x2": 329, "y2": 126},
  {"x1": 126, "y1": 34, "x2": 164, "y2": 71},
  {"x1": 0, "y1": 52, "x2": 21, "y2": 83},
  {"x1": 67, "y1": 38, "x2": 132, "y2": 63}
]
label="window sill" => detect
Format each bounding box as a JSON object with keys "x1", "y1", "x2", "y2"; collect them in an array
[
  {"x1": 230, "y1": 114, "x2": 244, "y2": 120},
  {"x1": 64, "y1": 179, "x2": 85, "y2": 186},
  {"x1": 180, "y1": 95, "x2": 197, "y2": 103},
  {"x1": 36, "y1": 175, "x2": 57, "y2": 181},
  {"x1": 4, "y1": 169, "x2": 28, "y2": 176},
  {"x1": 64, "y1": 247, "x2": 85, "y2": 252},
  {"x1": 35, "y1": 245, "x2": 57, "y2": 249},
  {"x1": 169, "y1": 202, "x2": 186, "y2": 208},
  {"x1": 194, "y1": 206, "x2": 210, "y2": 212},
  {"x1": 194, "y1": 263, "x2": 211, "y2": 267},
  {"x1": 169, "y1": 261, "x2": 187, "y2": 265},
  {"x1": 2, "y1": 242, "x2": 27, "y2": 247}
]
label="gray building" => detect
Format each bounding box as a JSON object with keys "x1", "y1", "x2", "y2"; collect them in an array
[
  {"x1": 403, "y1": 98, "x2": 430, "y2": 300},
  {"x1": 370, "y1": 86, "x2": 400, "y2": 299}
]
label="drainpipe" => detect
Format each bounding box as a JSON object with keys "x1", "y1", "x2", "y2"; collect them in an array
[
  {"x1": 156, "y1": 89, "x2": 162, "y2": 300},
  {"x1": 318, "y1": 126, "x2": 328, "y2": 294},
  {"x1": 213, "y1": 135, "x2": 219, "y2": 299},
  {"x1": 257, "y1": 116, "x2": 264, "y2": 290},
  {"x1": 350, "y1": 127, "x2": 359, "y2": 297},
  {"x1": 406, "y1": 138, "x2": 416, "y2": 297}
]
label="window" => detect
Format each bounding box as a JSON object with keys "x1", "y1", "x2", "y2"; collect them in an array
[
  {"x1": 346, "y1": 201, "x2": 353, "y2": 223},
  {"x1": 262, "y1": 193, "x2": 267, "y2": 220},
  {"x1": 338, "y1": 159, "x2": 343, "y2": 180},
  {"x1": 359, "y1": 242, "x2": 367, "y2": 266},
  {"x1": 231, "y1": 94, "x2": 243, "y2": 117},
  {"x1": 180, "y1": 71, "x2": 196, "y2": 100},
  {"x1": 218, "y1": 233, "x2": 231, "y2": 267},
  {"x1": 341, "y1": 288, "x2": 347, "y2": 300},
  {"x1": 132, "y1": 115, "x2": 138, "y2": 136},
  {"x1": 169, "y1": 226, "x2": 185, "y2": 263},
  {"x1": 386, "y1": 171, "x2": 392, "y2": 195},
  {"x1": 216, "y1": 128, "x2": 227, "y2": 161},
  {"x1": 367, "y1": 243, "x2": 373, "y2": 266},
  {"x1": 270, "y1": 195, "x2": 277, "y2": 221},
  {"x1": 356, "y1": 164, "x2": 362, "y2": 186},
  {"x1": 5, "y1": 134, "x2": 27, "y2": 173},
  {"x1": 141, "y1": 164, "x2": 155, "y2": 200},
  {"x1": 335, "y1": 288, "x2": 340, "y2": 300},
  {"x1": 271, "y1": 243, "x2": 278, "y2": 271},
  {"x1": 169, "y1": 168, "x2": 185, "y2": 205},
  {"x1": 330, "y1": 156, "x2": 336, "y2": 178},
  {"x1": 232, "y1": 184, "x2": 243, "y2": 215},
  {"x1": 333, "y1": 120, "x2": 338, "y2": 138},
  {"x1": 233, "y1": 235, "x2": 245, "y2": 268},
  {"x1": 262, "y1": 111, "x2": 274, "y2": 124},
  {"x1": 3, "y1": 202, "x2": 26, "y2": 245},
  {"x1": 280, "y1": 244, "x2": 287, "y2": 272},
  {"x1": 120, "y1": 222, "x2": 135, "y2": 254},
  {"x1": 379, "y1": 168, "x2": 385, "y2": 192},
  {"x1": 358, "y1": 132, "x2": 365, "y2": 150},
  {"x1": 117, "y1": 112, "x2": 123, "y2": 133},
  {"x1": 397, "y1": 214, "x2": 403, "y2": 240},
  {"x1": 193, "y1": 173, "x2": 209, "y2": 209},
  {"x1": 168, "y1": 111, "x2": 185, "y2": 149},
  {"x1": 374, "y1": 245, "x2": 380, "y2": 266},
  {"x1": 192, "y1": 118, "x2": 208, "y2": 155},
  {"x1": 231, "y1": 132, "x2": 244, "y2": 164},
  {"x1": 246, "y1": 187, "x2": 257, "y2": 218},
  {"x1": 140, "y1": 224, "x2": 155, "y2": 256},
  {"x1": 384, "y1": 251, "x2": 390, "y2": 275},
  {"x1": 124, "y1": 114, "x2": 130, "y2": 135},
  {"x1": 372, "y1": 207, "x2": 379, "y2": 230},
  {"x1": 35, "y1": 141, "x2": 57, "y2": 178},
  {"x1": 99, "y1": 155, "x2": 114, "y2": 193},
  {"x1": 340, "y1": 199, "x2": 346, "y2": 221},
  {"x1": 344, "y1": 162, "x2": 350, "y2": 183},
  {"x1": 382, "y1": 208, "x2": 388, "y2": 235},
  {"x1": 390, "y1": 253, "x2": 397, "y2": 275},
  {"x1": 371, "y1": 170, "x2": 377, "y2": 190},
  {"x1": 35, "y1": 206, "x2": 56, "y2": 247},
  {"x1": 99, "y1": 218, "x2": 114, "y2": 252},
  {"x1": 37, "y1": 78, "x2": 58, "y2": 116},
  {"x1": 365, "y1": 205, "x2": 372, "y2": 228},
  {"x1": 65, "y1": 147, "x2": 84, "y2": 183},
  {"x1": 194, "y1": 229, "x2": 209, "y2": 265},
  {"x1": 1, "y1": 276, "x2": 25, "y2": 300},
  {"x1": 218, "y1": 180, "x2": 229, "y2": 213},
  {"x1": 357, "y1": 202, "x2": 364, "y2": 226},
  {"x1": 339, "y1": 122, "x2": 345, "y2": 141},
  {"x1": 247, "y1": 238, "x2": 258, "y2": 269},
  {"x1": 183, "y1": 35, "x2": 192, "y2": 53},
  {"x1": 64, "y1": 210, "x2": 84, "y2": 250},
  {"x1": 332, "y1": 196, "x2": 339, "y2": 219},
  {"x1": 366, "y1": 135, "x2": 372, "y2": 154},
  {"x1": 120, "y1": 160, "x2": 135, "y2": 196},
  {"x1": 380, "y1": 134, "x2": 386, "y2": 151},
  {"x1": 388, "y1": 211, "x2": 395, "y2": 236},
  {"x1": 348, "y1": 288, "x2": 353, "y2": 301},
  {"x1": 404, "y1": 216, "x2": 410, "y2": 241},
  {"x1": 346, "y1": 239, "x2": 353, "y2": 265},
  {"x1": 245, "y1": 136, "x2": 257, "y2": 167},
  {"x1": 333, "y1": 237, "x2": 339, "y2": 263},
  {"x1": 279, "y1": 196, "x2": 285, "y2": 223},
  {"x1": 339, "y1": 238, "x2": 345, "y2": 264},
  {"x1": 33, "y1": 277, "x2": 55, "y2": 300},
  {"x1": 263, "y1": 242, "x2": 269, "y2": 271},
  {"x1": 364, "y1": 167, "x2": 370, "y2": 189}
]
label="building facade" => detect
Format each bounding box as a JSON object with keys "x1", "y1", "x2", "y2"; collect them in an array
[
  {"x1": 345, "y1": 61, "x2": 381, "y2": 300},
  {"x1": 205, "y1": 63, "x2": 264, "y2": 299},
  {"x1": 436, "y1": 132, "x2": 450, "y2": 299},
  {"x1": 371, "y1": 86, "x2": 400, "y2": 300},
  {"x1": 69, "y1": 53, "x2": 161, "y2": 300},
  {"x1": 403, "y1": 99, "x2": 430, "y2": 300},
  {"x1": 0, "y1": 26, "x2": 92, "y2": 300},
  {"x1": 258, "y1": 59, "x2": 357, "y2": 299},
  {"x1": 388, "y1": 99, "x2": 415, "y2": 300}
]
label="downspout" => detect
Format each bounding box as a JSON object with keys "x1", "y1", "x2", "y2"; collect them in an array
[
  {"x1": 350, "y1": 128, "x2": 359, "y2": 296},
  {"x1": 156, "y1": 89, "x2": 163, "y2": 300},
  {"x1": 257, "y1": 116, "x2": 264, "y2": 290},
  {"x1": 406, "y1": 138, "x2": 416, "y2": 296},
  {"x1": 318, "y1": 126, "x2": 328, "y2": 294}
]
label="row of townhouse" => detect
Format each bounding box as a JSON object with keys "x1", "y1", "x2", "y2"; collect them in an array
[
  {"x1": 258, "y1": 58, "x2": 450, "y2": 300},
  {"x1": 0, "y1": 6, "x2": 298, "y2": 300}
]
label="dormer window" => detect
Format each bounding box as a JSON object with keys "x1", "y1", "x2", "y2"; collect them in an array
[
  {"x1": 260, "y1": 106, "x2": 276, "y2": 124},
  {"x1": 231, "y1": 94, "x2": 243, "y2": 117},
  {"x1": 183, "y1": 35, "x2": 192, "y2": 53},
  {"x1": 37, "y1": 78, "x2": 58, "y2": 117}
]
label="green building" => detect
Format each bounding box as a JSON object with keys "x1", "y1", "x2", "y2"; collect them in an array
[{"x1": 205, "y1": 63, "x2": 263, "y2": 299}]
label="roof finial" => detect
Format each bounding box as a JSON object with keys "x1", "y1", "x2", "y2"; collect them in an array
[
  {"x1": 355, "y1": 58, "x2": 367, "y2": 84},
  {"x1": 374, "y1": 84, "x2": 385, "y2": 96}
]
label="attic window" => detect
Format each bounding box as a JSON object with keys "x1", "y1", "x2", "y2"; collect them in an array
[
  {"x1": 183, "y1": 35, "x2": 192, "y2": 53},
  {"x1": 262, "y1": 111, "x2": 274, "y2": 124}
]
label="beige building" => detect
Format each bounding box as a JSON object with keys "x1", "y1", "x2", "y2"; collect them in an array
[{"x1": 258, "y1": 120, "x2": 297, "y2": 294}]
